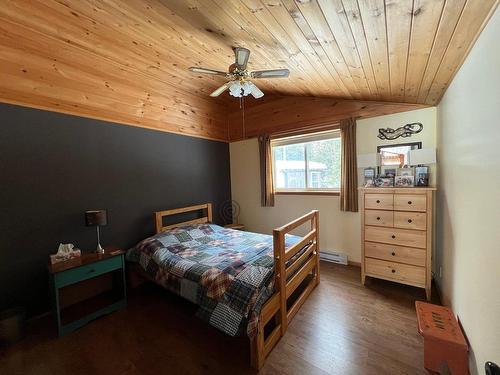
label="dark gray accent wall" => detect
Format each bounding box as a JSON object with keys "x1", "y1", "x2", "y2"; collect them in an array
[{"x1": 0, "y1": 103, "x2": 231, "y2": 315}]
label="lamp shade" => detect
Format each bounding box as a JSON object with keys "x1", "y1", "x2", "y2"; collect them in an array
[
  {"x1": 85, "y1": 210, "x2": 107, "y2": 226},
  {"x1": 357, "y1": 153, "x2": 381, "y2": 168},
  {"x1": 409, "y1": 148, "x2": 437, "y2": 165}
]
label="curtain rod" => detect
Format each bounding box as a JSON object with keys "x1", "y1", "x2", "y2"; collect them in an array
[{"x1": 269, "y1": 122, "x2": 340, "y2": 139}]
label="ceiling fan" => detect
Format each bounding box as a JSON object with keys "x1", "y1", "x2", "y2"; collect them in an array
[{"x1": 188, "y1": 47, "x2": 290, "y2": 99}]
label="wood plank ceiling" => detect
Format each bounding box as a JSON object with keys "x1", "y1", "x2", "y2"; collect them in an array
[
  {"x1": 0, "y1": 0, "x2": 497, "y2": 141},
  {"x1": 159, "y1": 0, "x2": 497, "y2": 104}
]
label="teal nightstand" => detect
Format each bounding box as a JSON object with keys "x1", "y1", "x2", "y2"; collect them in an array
[{"x1": 48, "y1": 248, "x2": 126, "y2": 336}]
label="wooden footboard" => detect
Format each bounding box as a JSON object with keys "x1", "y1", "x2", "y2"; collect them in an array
[
  {"x1": 129, "y1": 203, "x2": 319, "y2": 370},
  {"x1": 250, "y1": 210, "x2": 320, "y2": 370}
]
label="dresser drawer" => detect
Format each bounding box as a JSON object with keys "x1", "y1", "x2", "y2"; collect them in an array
[
  {"x1": 54, "y1": 256, "x2": 123, "y2": 288},
  {"x1": 394, "y1": 211, "x2": 427, "y2": 230},
  {"x1": 364, "y1": 241, "x2": 426, "y2": 266},
  {"x1": 365, "y1": 226, "x2": 426, "y2": 249},
  {"x1": 365, "y1": 194, "x2": 393, "y2": 210},
  {"x1": 394, "y1": 194, "x2": 427, "y2": 212},
  {"x1": 365, "y1": 258, "x2": 425, "y2": 286},
  {"x1": 365, "y1": 210, "x2": 393, "y2": 227}
]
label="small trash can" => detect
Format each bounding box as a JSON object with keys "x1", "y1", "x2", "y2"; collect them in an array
[{"x1": 0, "y1": 307, "x2": 25, "y2": 346}]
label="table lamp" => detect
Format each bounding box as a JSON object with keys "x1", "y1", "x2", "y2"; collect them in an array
[{"x1": 85, "y1": 210, "x2": 107, "y2": 254}]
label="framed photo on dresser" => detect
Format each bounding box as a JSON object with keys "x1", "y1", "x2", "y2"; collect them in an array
[
  {"x1": 415, "y1": 166, "x2": 430, "y2": 187},
  {"x1": 395, "y1": 175, "x2": 415, "y2": 187}
]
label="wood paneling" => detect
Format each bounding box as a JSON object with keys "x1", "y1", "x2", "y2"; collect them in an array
[
  {"x1": 227, "y1": 95, "x2": 427, "y2": 140},
  {"x1": 0, "y1": 0, "x2": 496, "y2": 141}
]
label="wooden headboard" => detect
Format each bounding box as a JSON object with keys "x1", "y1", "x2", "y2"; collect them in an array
[{"x1": 154, "y1": 203, "x2": 212, "y2": 234}]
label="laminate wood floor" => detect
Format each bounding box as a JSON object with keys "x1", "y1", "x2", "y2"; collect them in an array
[{"x1": 0, "y1": 262, "x2": 436, "y2": 375}]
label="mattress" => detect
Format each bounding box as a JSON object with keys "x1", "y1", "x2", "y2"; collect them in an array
[{"x1": 127, "y1": 223, "x2": 304, "y2": 337}]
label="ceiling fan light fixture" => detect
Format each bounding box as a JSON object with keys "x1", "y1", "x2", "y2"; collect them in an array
[
  {"x1": 227, "y1": 81, "x2": 263, "y2": 98},
  {"x1": 188, "y1": 47, "x2": 288, "y2": 99},
  {"x1": 229, "y1": 81, "x2": 244, "y2": 97},
  {"x1": 249, "y1": 82, "x2": 264, "y2": 98}
]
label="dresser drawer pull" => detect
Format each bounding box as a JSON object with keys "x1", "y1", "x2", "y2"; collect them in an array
[
  {"x1": 391, "y1": 235, "x2": 396, "y2": 239},
  {"x1": 391, "y1": 252, "x2": 396, "y2": 256},
  {"x1": 391, "y1": 269, "x2": 396, "y2": 273},
  {"x1": 408, "y1": 201, "x2": 412, "y2": 205},
  {"x1": 376, "y1": 217, "x2": 381, "y2": 220},
  {"x1": 376, "y1": 200, "x2": 380, "y2": 203},
  {"x1": 408, "y1": 219, "x2": 413, "y2": 223}
]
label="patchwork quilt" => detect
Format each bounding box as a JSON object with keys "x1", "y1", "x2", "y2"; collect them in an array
[{"x1": 127, "y1": 223, "x2": 302, "y2": 337}]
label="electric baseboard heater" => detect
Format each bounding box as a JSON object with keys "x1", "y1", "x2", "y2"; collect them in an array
[{"x1": 319, "y1": 251, "x2": 348, "y2": 265}]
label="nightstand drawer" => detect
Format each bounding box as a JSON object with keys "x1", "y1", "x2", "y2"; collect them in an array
[{"x1": 54, "y1": 256, "x2": 123, "y2": 288}]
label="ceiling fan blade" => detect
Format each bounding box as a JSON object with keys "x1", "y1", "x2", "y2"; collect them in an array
[
  {"x1": 251, "y1": 69, "x2": 290, "y2": 79},
  {"x1": 248, "y1": 82, "x2": 264, "y2": 99},
  {"x1": 189, "y1": 67, "x2": 227, "y2": 76},
  {"x1": 234, "y1": 47, "x2": 250, "y2": 69},
  {"x1": 210, "y1": 82, "x2": 231, "y2": 97}
]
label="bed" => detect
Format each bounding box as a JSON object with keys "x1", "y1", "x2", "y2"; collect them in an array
[{"x1": 127, "y1": 203, "x2": 320, "y2": 369}]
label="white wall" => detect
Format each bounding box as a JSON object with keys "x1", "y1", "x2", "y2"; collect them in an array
[
  {"x1": 230, "y1": 107, "x2": 437, "y2": 263},
  {"x1": 436, "y1": 8, "x2": 500, "y2": 374}
]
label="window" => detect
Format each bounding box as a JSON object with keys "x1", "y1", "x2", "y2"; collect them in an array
[{"x1": 272, "y1": 130, "x2": 341, "y2": 193}]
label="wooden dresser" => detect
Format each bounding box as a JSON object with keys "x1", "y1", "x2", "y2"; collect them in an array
[{"x1": 360, "y1": 187, "x2": 436, "y2": 300}]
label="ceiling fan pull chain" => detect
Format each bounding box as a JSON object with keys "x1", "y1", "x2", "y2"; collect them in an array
[{"x1": 242, "y1": 96, "x2": 246, "y2": 139}]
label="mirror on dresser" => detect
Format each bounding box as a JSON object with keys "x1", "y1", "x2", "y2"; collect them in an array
[{"x1": 377, "y1": 142, "x2": 422, "y2": 169}]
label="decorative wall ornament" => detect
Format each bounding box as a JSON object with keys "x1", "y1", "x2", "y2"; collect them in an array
[
  {"x1": 219, "y1": 200, "x2": 241, "y2": 225},
  {"x1": 377, "y1": 122, "x2": 423, "y2": 140}
]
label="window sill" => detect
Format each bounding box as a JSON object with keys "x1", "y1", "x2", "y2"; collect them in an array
[{"x1": 275, "y1": 191, "x2": 340, "y2": 196}]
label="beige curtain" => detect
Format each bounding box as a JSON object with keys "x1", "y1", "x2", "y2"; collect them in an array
[
  {"x1": 258, "y1": 134, "x2": 275, "y2": 207},
  {"x1": 340, "y1": 118, "x2": 358, "y2": 212}
]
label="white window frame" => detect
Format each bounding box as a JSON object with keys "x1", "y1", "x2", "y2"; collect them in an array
[{"x1": 271, "y1": 129, "x2": 341, "y2": 194}]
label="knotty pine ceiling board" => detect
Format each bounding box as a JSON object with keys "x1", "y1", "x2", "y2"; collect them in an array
[
  {"x1": 227, "y1": 95, "x2": 428, "y2": 141},
  {"x1": 0, "y1": 0, "x2": 497, "y2": 141}
]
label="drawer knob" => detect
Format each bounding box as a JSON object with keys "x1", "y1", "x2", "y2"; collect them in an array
[
  {"x1": 391, "y1": 252, "x2": 396, "y2": 256},
  {"x1": 408, "y1": 219, "x2": 413, "y2": 223},
  {"x1": 376, "y1": 200, "x2": 380, "y2": 203},
  {"x1": 408, "y1": 201, "x2": 412, "y2": 204},
  {"x1": 391, "y1": 269, "x2": 396, "y2": 273},
  {"x1": 87, "y1": 269, "x2": 95, "y2": 274},
  {"x1": 376, "y1": 217, "x2": 381, "y2": 220},
  {"x1": 391, "y1": 235, "x2": 396, "y2": 239}
]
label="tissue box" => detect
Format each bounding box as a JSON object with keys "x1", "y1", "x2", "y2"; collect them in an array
[{"x1": 50, "y1": 249, "x2": 81, "y2": 264}]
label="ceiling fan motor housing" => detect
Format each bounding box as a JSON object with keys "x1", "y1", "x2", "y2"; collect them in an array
[{"x1": 228, "y1": 63, "x2": 247, "y2": 78}]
